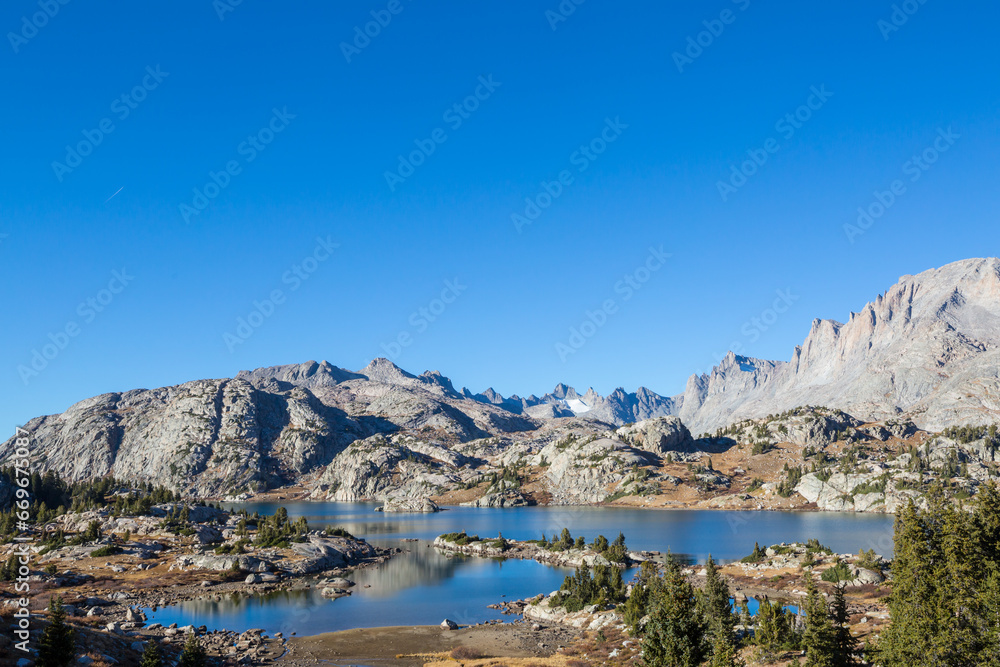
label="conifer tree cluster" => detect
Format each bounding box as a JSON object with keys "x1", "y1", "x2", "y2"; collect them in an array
[
  {"x1": 627, "y1": 555, "x2": 741, "y2": 667},
  {"x1": 251, "y1": 506, "x2": 309, "y2": 548},
  {"x1": 878, "y1": 482, "x2": 1000, "y2": 666},
  {"x1": 630, "y1": 553, "x2": 864, "y2": 666},
  {"x1": 552, "y1": 560, "x2": 626, "y2": 612},
  {"x1": 0, "y1": 468, "x2": 180, "y2": 537}
]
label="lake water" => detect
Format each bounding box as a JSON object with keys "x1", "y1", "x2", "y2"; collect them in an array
[{"x1": 145, "y1": 503, "x2": 894, "y2": 636}]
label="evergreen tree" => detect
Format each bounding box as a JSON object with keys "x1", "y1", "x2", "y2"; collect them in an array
[
  {"x1": 880, "y1": 485, "x2": 1000, "y2": 666},
  {"x1": 1, "y1": 553, "x2": 17, "y2": 581},
  {"x1": 977, "y1": 567, "x2": 1000, "y2": 664},
  {"x1": 699, "y1": 555, "x2": 735, "y2": 644},
  {"x1": 829, "y1": 585, "x2": 857, "y2": 666},
  {"x1": 878, "y1": 500, "x2": 944, "y2": 667},
  {"x1": 610, "y1": 564, "x2": 625, "y2": 601},
  {"x1": 641, "y1": 556, "x2": 707, "y2": 667},
  {"x1": 625, "y1": 562, "x2": 658, "y2": 635},
  {"x1": 139, "y1": 640, "x2": 164, "y2": 667},
  {"x1": 802, "y1": 575, "x2": 837, "y2": 667},
  {"x1": 709, "y1": 629, "x2": 745, "y2": 667},
  {"x1": 972, "y1": 482, "x2": 1000, "y2": 567},
  {"x1": 178, "y1": 634, "x2": 207, "y2": 667},
  {"x1": 755, "y1": 598, "x2": 790, "y2": 657},
  {"x1": 37, "y1": 596, "x2": 76, "y2": 667}
]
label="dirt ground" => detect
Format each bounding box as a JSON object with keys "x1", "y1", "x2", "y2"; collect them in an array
[{"x1": 280, "y1": 622, "x2": 582, "y2": 667}]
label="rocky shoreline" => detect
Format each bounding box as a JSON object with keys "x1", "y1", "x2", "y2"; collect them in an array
[
  {"x1": 0, "y1": 503, "x2": 398, "y2": 666},
  {"x1": 431, "y1": 534, "x2": 642, "y2": 569},
  {"x1": 434, "y1": 533, "x2": 893, "y2": 640}
]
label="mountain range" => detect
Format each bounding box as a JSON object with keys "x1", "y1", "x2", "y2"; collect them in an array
[
  {"x1": 468, "y1": 257, "x2": 1000, "y2": 434},
  {"x1": 3, "y1": 257, "x2": 998, "y2": 493}
]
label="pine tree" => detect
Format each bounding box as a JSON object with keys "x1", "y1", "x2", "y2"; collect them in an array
[
  {"x1": 625, "y1": 562, "x2": 658, "y2": 635},
  {"x1": 802, "y1": 575, "x2": 837, "y2": 667},
  {"x1": 641, "y1": 556, "x2": 707, "y2": 667},
  {"x1": 610, "y1": 564, "x2": 625, "y2": 601},
  {"x1": 36, "y1": 596, "x2": 76, "y2": 667},
  {"x1": 878, "y1": 500, "x2": 943, "y2": 667},
  {"x1": 699, "y1": 555, "x2": 735, "y2": 644},
  {"x1": 139, "y1": 640, "x2": 164, "y2": 667},
  {"x1": 709, "y1": 629, "x2": 745, "y2": 667},
  {"x1": 755, "y1": 598, "x2": 793, "y2": 657},
  {"x1": 1, "y1": 553, "x2": 17, "y2": 581},
  {"x1": 978, "y1": 567, "x2": 1000, "y2": 664},
  {"x1": 972, "y1": 482, "x2": 1000, "y2": 566},
  {"x1": 178, "y1": 634, "x2": 207, "y2": 667},
  {"x1": 829, "y1": 585, "x2": 858, "y2": 666}
]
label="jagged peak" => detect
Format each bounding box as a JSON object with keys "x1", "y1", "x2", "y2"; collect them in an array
[
  {"x1": 551, "y1": 383, "x2": 573, "y2": 399},
  {"x1": 358, "y1": 357, "x2": 417, "y2": 383},
  {"x1": 479, "y1": 387, "x2": 503, "y2": 403},
  {"x1": 419, "y1": 370, "x2": 459, "y2": 396}
]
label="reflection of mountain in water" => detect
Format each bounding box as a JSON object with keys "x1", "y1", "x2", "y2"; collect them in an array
[
  {"x1": 351, "y1": 546, "x2": 482, "y2": 596},
  {"x1": 155, "y1": 587, "x2": 318, "y2": 619}
]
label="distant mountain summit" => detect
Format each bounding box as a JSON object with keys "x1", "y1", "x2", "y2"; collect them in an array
[
  {"x1": 464, "y1": 257, "x2": 1000, "y2": 433},
  {"x1": 462, "y1": 382, "x2": 679, "y2": 425},
  {"x1": 676, "y1": 257, "x2": 1000, "y2": 432}
]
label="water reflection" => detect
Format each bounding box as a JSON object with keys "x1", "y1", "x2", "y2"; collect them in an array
[
  {"x1": 147, "y1": 544, "x2": 586, "y2": 636},
  {"x1": 226, "y1": 502, "x2": 895, "y2": 562},
  {"x1": 145, "y1": 504, "x2": 893, "y2": 635}
]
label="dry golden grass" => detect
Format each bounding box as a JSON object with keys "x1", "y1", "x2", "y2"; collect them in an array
[{"x1": 415, "y1": 655, "x2": 584, "y2": 667}]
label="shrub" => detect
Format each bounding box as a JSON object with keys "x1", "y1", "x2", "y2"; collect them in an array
[
  {"x1": 214, "y1": 539, "x2": 247, "y2": 555},
  {"x1": 90, "y1": 545, "x2": 121, "y2": 558},
  {"x1": 449, "y1": 646, "x2": 483, "y2": 660},
  {"x1": 856, "y1": 548, "x2": 881, "y2": 570},
  {"x1": 741, "y1": 542, "x2": 767, "y2": 563},
  {"x1": 806, "y1": 538, "x2": 833, "y2": 555},
  {"x1": 439, "y1": 531, "x2": 480, "y2": 546},
  {"x1": 821, "y1": 561, "x2": 854, "y2": 583},
  {"x1": 324, "y1": 526, "x2": 355, "y2": 539}
]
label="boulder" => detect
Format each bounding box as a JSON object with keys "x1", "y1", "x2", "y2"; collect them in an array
[
  {"x1": 615, "y1": 417, "x2": 693, "y2": 455},
  {"x1": 324, "y1": 577, "x2": 355, "y2": 588},
  {"x1": 320, "y1": 587, "x2": 350, "y2": 598},
  {"x1": 287, "y1": 536, "x2": 377, "y2": 574},
  {"x1": 378, "y1": 497, "x2": 441, "y2": 513},
  {"x1": 849, "y1": 567, "x2": 885, "y2": 586},
  {"x1": 440, "y1": 619, "x2": 459, "y2": 630}
]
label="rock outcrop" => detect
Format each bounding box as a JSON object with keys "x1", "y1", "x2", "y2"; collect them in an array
[
  {"x1": 377, "y1": 497, "x2": 441, "y2": 513},
  {"x1": 538, "y1": 435, "x2": 654, "y2": 504},
  {"x1": 615, "y1": 417, "x2": 693, "y2": 455}
]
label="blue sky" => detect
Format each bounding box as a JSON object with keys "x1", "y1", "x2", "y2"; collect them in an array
[{"x1": 2, "y1": 1, "x2": 998, "y2": 430}]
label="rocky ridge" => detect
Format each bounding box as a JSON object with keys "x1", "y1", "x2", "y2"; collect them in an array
[{"x1": 2, "y1": 259, "x2": 999, "y2": 513}]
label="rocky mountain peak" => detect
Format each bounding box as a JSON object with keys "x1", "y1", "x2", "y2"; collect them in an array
[
  {"x1": 678, "y1": 257, "x2": 1000, "y2": 433},
  {"x1": 359, "y1": 357, "x2": 417, "y2": 384}
]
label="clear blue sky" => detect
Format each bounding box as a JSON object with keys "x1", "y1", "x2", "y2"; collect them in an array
[{"x1": 2, "y1": 1, "x2": 998, "y2": 430}]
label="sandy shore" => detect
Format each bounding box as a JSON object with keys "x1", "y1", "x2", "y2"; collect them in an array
[{"x1": 279, "y1": 621, "x2": 581, "y2": 666}]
